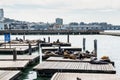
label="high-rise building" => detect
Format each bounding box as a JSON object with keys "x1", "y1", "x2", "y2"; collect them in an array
[
  {"x1": 0, "y1": 8, "x2": 4, "y2": 21},
  {"x1": 55, "y1": 18, "x2": 63, "y2": 25},
  {"x1": 0, "y1": 9, "x2": 4, "y2": 30}
]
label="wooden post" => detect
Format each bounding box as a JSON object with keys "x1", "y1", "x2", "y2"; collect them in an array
[
  {"x1": 13, "y1": 48, "x2": 17, "y2": 61},
  {"x1": 58, "y1": 45, "x2": 61, "y2": 52},
  {"x1": 43, "y1": 38, "x2": 46, "y2": 42},
  {"x1": 29, "y1": 43, "x2": 32, "y2": 55},
  {"x1": 94, "y1": 39, "x2": 97, "y2": 57},
  {"x1": 67, "y1": 34, "x2": 69, "y2": 43},
  {"x1": 83, "y1": 38, "x2": 86, "y2": 52},
  {"x1": 48, "y1": 37, "x2": 50, "y2": 43}
]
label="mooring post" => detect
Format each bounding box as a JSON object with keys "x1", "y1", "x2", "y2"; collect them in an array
[
  {"x1": 13, "y1": 48, "x2": 17, "y2": 61},
  {"x1": 48, "y1": 37, "x2": 50, "y2": 43},
  {"x1": 23, "y1": 33, "x2": 25, "y2": 41},
  {"x1": 67, "y1": 34, "x2": 69, "y2": 43},
  {"x1": 43, "y1": 38, "x2": 46, "y2": 42},
  {"x1": 39, "y1": 43, "x2": 42, "y2": 63},
  {"x1": 94, "y1": 39, "x2": 97, "y2": 57},
  {"x1": 83, "y1": 38, "x2": 86, "y2": 52},
  {"x1": 29, "y1": 42, "x2": 32, "y2": 55}
]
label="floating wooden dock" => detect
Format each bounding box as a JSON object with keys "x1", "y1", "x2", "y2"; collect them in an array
[
  {"x1": 0, "y1": 55, "x2": 39, "y2": 61},
  {"x1": 0, "y1": 45, "x2": 38, "y2": 54},
  {"x1": 51, "y1": 73, "x2": 120, "y2": 80},
  {"x1": 0, "y1": 70, "x2": 20, "y2": 80},
  {"x1": 40, "y1": 43, "x2": 71, "y2": 47},
  {"x1": 0, "y1": 55, "x2": 39, "y2": 70},
  {"x1": 0, "y1": 61, "x2": 28, "y2": 70},
  {"x1": 42, "y1": 47, "x2": 82, "y2": 52},
  {"x1": 47, "y1": 57, "x2": 91, "y2": 62},
  {"x1": 34, "y1": 61, "x2": 116, "y2": 76}
]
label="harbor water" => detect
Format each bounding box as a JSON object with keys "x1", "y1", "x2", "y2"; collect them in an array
[{"x1": 0, "y1": 34, "x2": 120, "y2": 80}]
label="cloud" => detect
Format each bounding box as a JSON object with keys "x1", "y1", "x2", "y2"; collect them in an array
[
  {"x1": 1, "y1": 0, "x2": 120, "y2": 10},
  {"x1": 0, "y1": 0, "x2": 120, "y2": 24}
]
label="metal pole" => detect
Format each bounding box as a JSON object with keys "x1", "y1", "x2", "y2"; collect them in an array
[
  {"x1": 83, "y1": 38, "x2": 86, "y2": 52},
  {"x1": 67, "y1": 34, "x2": 69, "y2": 43},
  {"x1": 13, "y1": 48, "x2": 17, "y2": 61},
  {"x1": 94, "y1": 39, "x2": 97, "y2": 57}
]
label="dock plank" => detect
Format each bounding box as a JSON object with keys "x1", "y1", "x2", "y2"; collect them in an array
[
  {"x1": 0, "y1": 55, "x2": 39, "y2": 61},
  {"x1": 51, "y1": 73, "x2": 120, "y2": 80},
  {"x1": 0, "y1": 61, "x2": 29, "y2": 70},
  {"x1": 47, "y1": 57, "x2": 91, "y2": 62},
  {"x1": 0, "y1": 70, "x2": 20, "y2": 80},
  {"x1": 34, "y1": 61, "x2": 116, "y2": 74},
  {"x1": 42, "y1": 47, "x2": 82, "y2": 52}
]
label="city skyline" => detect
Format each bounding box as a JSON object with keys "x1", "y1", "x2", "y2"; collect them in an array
[{"x1": 0, "y1": 0, "x2": 120, "y2": 25}]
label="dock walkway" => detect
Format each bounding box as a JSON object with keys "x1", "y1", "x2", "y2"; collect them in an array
[
  {"x1": 51, "y1": 73, "x2": 120, "y2": 80},
  {"x1": 0, "y1": 55, "x2": 39, "y2": 70},
  {"x1": 0, "y1": 61, "x2": 28, "y2": 70},
  {"x1": 47, "y1": 57, "x2": 91, "y2": 62},
  {"x1": 34, "y1": 61, "x2": 116, "y2": 75},
  {"x1": 0, "y1": 70, "x2": 20, "y2": 80},
  {"x1": 0, "y1": 55, "x2": 39, "y2": 61},
  {"x1": 42, "y1": 47, "x2": 82, "y2": 52}
]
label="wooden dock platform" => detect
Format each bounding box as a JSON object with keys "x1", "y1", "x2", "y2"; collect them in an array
[
  {"x1": 51, "y1": 73, "x2": 120, "y2": 80},
  {"x1": 47, "y1": 57, "x2": 91, "y2": 62},
  {"x1": 42, "y1": 47, "x2": 82, "y2": 52},
  {"x1": 0, "y1": 61, "x2": 29, "y2": 70},
  {"x1": 0, "y1": 70, "x2": 20, "y2": 80},
  {"x1": 34, "y1": 61, "x2": 116, "y2": 76},
  {"x1": 0, "y1": 55, "x2": 39, "y2": 70},
  {"x1": 0, "y1": 45, "x2": 38, "y2": 54},
  {"x1": 40, "y1": 43, "x2": 71, "y2": 47},
  {"x1": 0, "y1": 55, "x2": 39, "y2": 61}
]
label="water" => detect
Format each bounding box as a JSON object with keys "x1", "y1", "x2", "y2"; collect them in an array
[{"x1": 0, "y1": 34, "x2": 120, "y2": 79}]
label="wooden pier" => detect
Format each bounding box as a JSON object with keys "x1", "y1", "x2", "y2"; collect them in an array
[
  {"x1": 0, "y1": 61, "x2": 28, "y2": 70},
  {"x1": 0, "y1": 55, "x2": 39, "y2": 70},
  {"x1": 0, "y1": 55, "x2": 39, "y2": 61},
  {"x1": 40, "y1": 43, "x2": 71, "y2": 47},
  {"x1": 0, "y1": 45, "x2": 38, "y2": 54},
  {"x1": 33, "y1": 61, "x2": 116, "y2": 76},
  {"x1": 46, "y1": 57, "x2": 91, "y2": 62},
  {"x1": 0, "y1": 70, "x2": 20, "y2": 80},
  {"x1": 51, "y1": 73, "x2": 120, "y2": 80},
  {"x1": 42, "y1": 47, "x2": 82, "y2": 52}
]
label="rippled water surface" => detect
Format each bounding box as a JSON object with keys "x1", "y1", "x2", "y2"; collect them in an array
[{"x1": 0, "y1": 34, "x2": 120, "y2": 80}]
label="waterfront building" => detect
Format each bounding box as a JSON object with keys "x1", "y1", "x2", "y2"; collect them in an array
[
  {"x1": 55, "y1": 18, "x2": 63, "y2": 25},
  {"x1": 0, "y1": 22, "x2": 4, "y2": 30},
  {"x1": 29, "y1": 22, "x2": 49, "y2": 30}
]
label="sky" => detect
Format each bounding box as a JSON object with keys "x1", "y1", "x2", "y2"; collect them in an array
[{"x1": 0, "y1": 0, "x2": 120, "y2": 25}]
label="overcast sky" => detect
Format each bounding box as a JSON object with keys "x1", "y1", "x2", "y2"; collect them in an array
[{"x1": 0, "y1": 0, "x2": 120, "y2": 25}]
